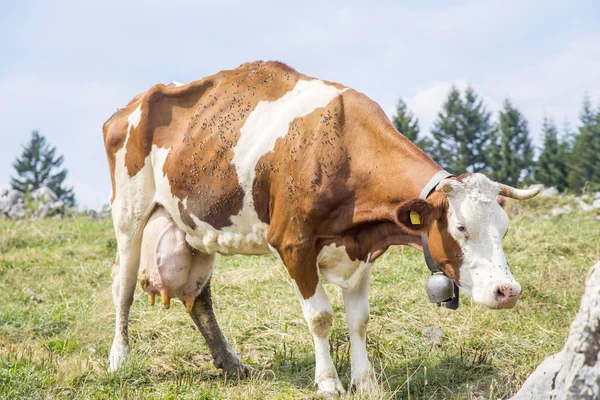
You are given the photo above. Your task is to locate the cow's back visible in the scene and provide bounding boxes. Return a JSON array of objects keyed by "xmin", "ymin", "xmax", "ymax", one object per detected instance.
[{"xmin": 104, "ymin": 61, "xmax": 349, "ymax": 255}]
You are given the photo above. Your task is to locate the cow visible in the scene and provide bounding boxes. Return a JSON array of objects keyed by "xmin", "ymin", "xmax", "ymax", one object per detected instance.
[{"xmin": 103, "ymin": 60, "xmax": 539, "ymax": 396}]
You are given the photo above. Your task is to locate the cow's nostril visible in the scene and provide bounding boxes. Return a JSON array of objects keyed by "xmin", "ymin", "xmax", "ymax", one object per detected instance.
[{"xmin": 494, "ymin": 284, "xmax": 521, "ymax": 308}]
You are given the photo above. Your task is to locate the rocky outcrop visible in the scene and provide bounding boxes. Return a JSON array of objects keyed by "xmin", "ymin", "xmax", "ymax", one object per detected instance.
[
  {"xmin": 0, "ymin": 187, "xmax": 65, "ymax": 220},
  {"xmin": 31, "ymin": 187, "xmax": 64, "ymax": 219},
  {"xmin": 0, "ymin": 189, "xmax": 27, "ymax": 219},
  {"xmin": 511, "ymin": 262, "xmax": 600, "ymax": 400}
]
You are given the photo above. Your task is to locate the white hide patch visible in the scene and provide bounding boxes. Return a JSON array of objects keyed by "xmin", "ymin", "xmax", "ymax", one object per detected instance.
[
  {"xmin": 145, "ymin": 145, "xmax": 268, "ymax": 255},
  {"xmin": 111, "ymin": 104, "xmax": 155, "ymax": 228},
  {"xmin": 232, "ymin": 79, "xmax": 345, "ymax": 190},
  {"xmin": 439, "ymin": 174, "xmax": 518, "ymax": 308},
  {"xmin": 216, "ymin": 79, "xmax": 345, "ymax": 256},
  {"xmin": 318, "ymin": 244, "xmax": 372, "ymax": 292},
  {"xmin": 127, "ymin": 104, "xmax": 142, "ymax": 129},
  {"xmin": 114, "ymin": 80, "xmax": 345, "ymax": 257}
]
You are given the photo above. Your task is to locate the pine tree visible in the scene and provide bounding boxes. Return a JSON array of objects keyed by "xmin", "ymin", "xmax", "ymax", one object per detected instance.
[
  {"xmin": 486, "ymin": 99, "xmax": 534, "ymax": 186},
  {"xmin": 567, "ymin": 96, "xmax": 600, "ymax": 192},
  {"xmin": 10, "ymin": 131, "xmax": 76, "ymax": 205},
  {"xmin": 392, "ymin": 98, "xmax": 433, "ymax": 154},
  {"xmin": 535, "ymin": 118, "xmax": 569, "ymax": 191},
  {"xmin": 430, "ymin": 85, "xmax": 493, "ymax": 173}
]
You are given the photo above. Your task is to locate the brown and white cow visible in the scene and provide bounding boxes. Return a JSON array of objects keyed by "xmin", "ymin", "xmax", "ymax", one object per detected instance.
[{"xmin": 103, "ymin": 61, "xmax": 538, "ymax": 395}]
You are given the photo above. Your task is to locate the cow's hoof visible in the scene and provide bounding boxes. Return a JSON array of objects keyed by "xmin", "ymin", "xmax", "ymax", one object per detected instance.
[
  {"xmin": 214, "ymin": 355, "xmax": 250, "ymax": 378},
  {"xmin": 316, "ymin": 378, "xmax": 345, "ymax": 397},
  {"xmin": 108, "ymin": 339, "xmax": 130, "ymax": 372}
]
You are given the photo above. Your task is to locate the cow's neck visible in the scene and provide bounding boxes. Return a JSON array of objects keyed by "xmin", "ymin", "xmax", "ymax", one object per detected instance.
[
  {"xmin": 348, "ymin": 127, "xmax": 442, "ymax": 225},
  {"xmin": 315, "ymin": 124, "xmax": 442, "ymax": 262}
]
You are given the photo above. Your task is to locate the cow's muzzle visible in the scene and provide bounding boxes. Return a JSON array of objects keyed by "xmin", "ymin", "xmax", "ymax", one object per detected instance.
[{"xmin": 493, "ymin": 283, "xmax": 521, "ymax": 309}]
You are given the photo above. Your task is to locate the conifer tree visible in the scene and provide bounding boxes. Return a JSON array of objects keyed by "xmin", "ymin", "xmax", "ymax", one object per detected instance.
[
  {"xmin": 11, "ymin": 131, "xmax": 76, "ymax": 205},
  {"xmin": 392, "ymin": 98, "xmax": 432, "ymax": 154},
  {"xmin": 535, "ymin": 118, "xmax": 568, "ymax": 191},
  {"xmin": 567, "ymin": 96, "xmax": 600, "ymax": 192},
  {"xmin": 486, "ymin": 99, "xmax": 534, "ymax": 186},
  {"xmin": 430, "ymin": 86, "xmax": 493, "ymax": 173}
]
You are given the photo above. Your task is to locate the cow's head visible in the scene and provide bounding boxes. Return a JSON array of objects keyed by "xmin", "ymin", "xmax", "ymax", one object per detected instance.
[{"xmin": 396, "ymin": 173, "xmax": 539, "ymax": 309}]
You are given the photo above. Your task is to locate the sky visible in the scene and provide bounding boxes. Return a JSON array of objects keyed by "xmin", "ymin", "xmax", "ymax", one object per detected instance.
[{"xmin": 1, "ymin": 0, "xmax": 599, "ymax": 209}]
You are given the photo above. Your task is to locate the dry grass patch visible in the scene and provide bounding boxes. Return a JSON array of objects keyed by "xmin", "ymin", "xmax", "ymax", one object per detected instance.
[{"xmin": 0, "ymin": 203, "xmax": 598, "ymax": 399}]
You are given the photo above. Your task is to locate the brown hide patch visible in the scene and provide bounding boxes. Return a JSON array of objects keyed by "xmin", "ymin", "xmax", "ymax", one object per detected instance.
[
  {"xmin": 103, "ymin": 107, "xmax": 134, "ymax": 203},
  {"xmin": 263, "ymin": 88, "xmax": 445, "ymax": 299},
  {"xmin": 102, "ymin": 88, "xmax": 152, "ymax": 202},
  {"xmin": 317, "ymin": 222, "xmax": 422, "ymax": 263},
  {"xmin": 426, "ymin": 192, "xmax": 462, "ymax": 283},
  {"xmin": 103, "ymin": 61, "xmax": 455, "ymax": 301},
  {"xmin": 104, "ymin": 61, "xmax": 311, "ymax": 229},
  {"xmin": 263, "ymin": 94, "xmax": 352, "ymax": 298},
  {"xmin": 311, "ymin": 311, "xmax": 333, "ymax": 338}
]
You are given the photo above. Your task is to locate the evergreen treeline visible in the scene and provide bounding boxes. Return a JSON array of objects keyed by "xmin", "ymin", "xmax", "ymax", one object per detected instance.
[
  {"xmin": 11, "ymin": 131, "xmax": 76, "ymax": 205},
  {"xmin": 392, "ymin": 89, "xmax": 600, "ymax": 192}
]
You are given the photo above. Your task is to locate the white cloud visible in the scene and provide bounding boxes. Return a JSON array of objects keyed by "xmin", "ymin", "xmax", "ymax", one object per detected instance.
[
  {"xmin": 403, "ymin": 80, "xmax": 502, "ymax": 136},
  {"xmin": 395, "ymin": 34, "xmax": 600, "ymax": 146},
  {"xmin": 481, "ymin": 35, "xmax": 600, "ymax": 136}
]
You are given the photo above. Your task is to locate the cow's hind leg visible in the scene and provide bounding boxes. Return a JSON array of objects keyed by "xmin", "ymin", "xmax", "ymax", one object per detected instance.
[
  {"xmin": 190, "ymin": 264, "xmax": 249, "ymax": 377},
  {"xmin": 108, "ymin": 189, "xmax": 155, "ymax": 371},
  {"xmin": 109, "ymin": 225, "xmax": 148, "ymax": 371}
]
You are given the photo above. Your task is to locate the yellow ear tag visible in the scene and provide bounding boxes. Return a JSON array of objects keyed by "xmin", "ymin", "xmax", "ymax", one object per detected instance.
[{"xmin": 410, "ymin": 211, "xmax": 421, "ymax": 225}]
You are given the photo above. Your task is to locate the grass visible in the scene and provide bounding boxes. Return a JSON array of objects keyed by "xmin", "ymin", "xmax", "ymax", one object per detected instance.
[{"xmin": 0, "ymin": 197, "xmax": 598, "ymax": 399}]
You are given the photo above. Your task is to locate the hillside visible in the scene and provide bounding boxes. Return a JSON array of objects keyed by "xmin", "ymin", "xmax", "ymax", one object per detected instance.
[{"xmin": 0, "ymin": 197, "xmax": 598, "ymax": 399}]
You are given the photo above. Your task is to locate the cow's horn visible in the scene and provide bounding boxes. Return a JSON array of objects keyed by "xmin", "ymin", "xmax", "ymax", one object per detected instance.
[{"xmin": 498, "ymin": 183, "xmax": 540, "ymax": 200}]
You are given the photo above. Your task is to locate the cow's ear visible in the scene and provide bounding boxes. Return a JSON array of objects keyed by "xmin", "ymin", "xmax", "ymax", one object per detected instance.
[
  {"xmin": 394, "ymin": 193, "xmax": 448, "ymax": 234},
  {"xmin": 395, "ymin": 199, "xmax": 436, "ymax": 233}
]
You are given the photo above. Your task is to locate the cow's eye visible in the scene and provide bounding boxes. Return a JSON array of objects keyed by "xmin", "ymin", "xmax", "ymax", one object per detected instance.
[{"xmin": 457, "ymin": 226, "xmax": 466, "ymax": 232}]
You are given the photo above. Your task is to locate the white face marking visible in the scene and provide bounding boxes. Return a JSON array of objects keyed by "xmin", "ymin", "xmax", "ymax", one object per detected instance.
[{"xmin": 440, "ymin": 174, "xmax": 520, "ymax": 308}]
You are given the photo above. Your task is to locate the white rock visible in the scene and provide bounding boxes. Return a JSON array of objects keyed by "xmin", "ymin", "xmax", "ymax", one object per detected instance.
[
  {"xmin": 31, "ymin": 186, "xmax": 59, "ymax": 202},
  {"xmin": 550, "ymin": 205, "xmax": 572, "ymax": 216},
  {"xmin": 0, "ymin": 189, "xmax": 25, "ymax": 214},
  {"xmin": 33, "ymin": 200, "xmax": 64, "ymax": 219},
  {"xmin": 592, "ymin": 199, "xmax": 600, "ymax": 209},
  {"xmin": 7, "ymin": 202, "xmax": 27, "ymax": 220},
  {"xmin": 528, "ymin": 184, "xmax": 545, "ymax": 191},
  {"xmin": 540, "ymin": 187, "xmax": 559, "ymax": 197},
  {"xmin": 578, "ymin": 200, "xmax": 593, "ymax": 212},
  {"xmin": 510, "ymin": 262, "xmax": 600, "ymax": 400},
  {"xmin": 594, "ymin": 192, "xmax": 600, "ymax": 200}
]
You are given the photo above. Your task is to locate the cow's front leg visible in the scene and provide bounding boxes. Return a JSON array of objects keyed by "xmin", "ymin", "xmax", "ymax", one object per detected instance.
[
  {"xmin": 271, "ymin": 229, "xmax": 343, "ymax": 395},
  {"xmin": 296, "ymin": 281, "xmax": 344, "ymax": 396},
  {"xmin": 342, "ymin": 264, "xmax": 376, "ymax": 392}
]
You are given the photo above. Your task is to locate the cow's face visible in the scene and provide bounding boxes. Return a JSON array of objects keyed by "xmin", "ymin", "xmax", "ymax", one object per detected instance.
[{"xmin": 396, "ymin": 173, "xmax": 539, "ymax": 309}]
